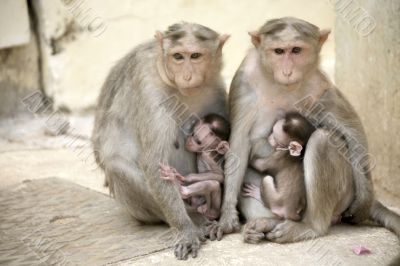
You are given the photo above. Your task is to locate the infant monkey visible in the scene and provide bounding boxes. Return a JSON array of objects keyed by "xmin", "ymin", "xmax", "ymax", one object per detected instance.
[
  {"xmin": 243, "ymin": 112, "xmax": 315, "ymax": 222},
  {"xmin": 160, "ymin": 114, "xmax": 230, "ymax": 220}
]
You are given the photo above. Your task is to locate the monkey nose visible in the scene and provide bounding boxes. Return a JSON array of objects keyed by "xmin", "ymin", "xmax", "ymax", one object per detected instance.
[
  {"xmin": 183, "ymin": 74, "xmax": 192, "ymax": 81},
  {"xmin": 283, "ymin": 70, "xmax": 293, "ymax": 77}
]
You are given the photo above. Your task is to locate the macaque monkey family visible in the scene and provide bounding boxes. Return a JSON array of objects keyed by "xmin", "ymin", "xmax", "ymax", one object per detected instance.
[{"xmin": 93, "ymin": 17, "xmax": 400, "ymax": 260}]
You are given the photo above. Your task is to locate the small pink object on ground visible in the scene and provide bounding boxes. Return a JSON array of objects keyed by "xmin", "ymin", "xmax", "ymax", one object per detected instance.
[{"xmin": 352, "ymin": 245, "xmax": 371, "ymax": 255}]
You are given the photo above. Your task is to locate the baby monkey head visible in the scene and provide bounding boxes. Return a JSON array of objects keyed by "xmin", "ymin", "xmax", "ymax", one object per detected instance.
[
  {"xmin": 186, "ymin": 114, "xmax": 230, "ymax": 155},
  {"xmin": 268, "ymin": 111, "xmax": 316, "ymax": 156}
]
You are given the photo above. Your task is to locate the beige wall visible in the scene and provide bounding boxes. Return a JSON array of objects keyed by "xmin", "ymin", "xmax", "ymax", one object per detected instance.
[
  {"xmin": 0, "ymin": 0, "xmax": 30, "ymax": 49},
  {"xmin": 335, "ymin": 0, "xmax": 400, "ymax": 196},
  {"xmin": 32, "ymin": 0, "xmax": 335, "ymax": 111}
]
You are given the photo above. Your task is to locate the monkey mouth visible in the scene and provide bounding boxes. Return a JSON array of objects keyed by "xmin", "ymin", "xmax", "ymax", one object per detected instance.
[
  {"xmin": 180, "ymin": 86, "xmax": 201, "ymax": 96},
  {"xmin": 280, "ymin": 78, "xmax": 300, "ymax": 87}
]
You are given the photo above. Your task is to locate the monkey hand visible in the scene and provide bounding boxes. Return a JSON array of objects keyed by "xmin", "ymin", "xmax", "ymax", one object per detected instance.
[
  {"xmin": 159, "ymin": 163, "xmax": 178, "ymax": 181},
  {"xmin": 174, "ymin": 226, "xmax": 206, "ymax": 260},
  {"xmin": 207, "ymin": 208, "xmax": 240, "ymax": 241}
]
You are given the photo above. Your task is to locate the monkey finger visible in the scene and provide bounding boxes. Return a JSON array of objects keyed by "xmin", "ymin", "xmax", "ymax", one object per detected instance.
[
  {"xmin": 244, "ymin": 230, "xmax": 265, "ymax": 244},
  {"xmin": 199, "ymin": 234, "xmax": 207, "ymax": 242},
  {"xmin": 176, "ymin": 174, "xmax": 185, "ymax": 181},
  {"xmin": 191, "ymin": 247, "xmax": 197, "ymax": 258},
  {"xmin": 241, "ymin": 187, "xmax": 252, "ymax": 193},
  {"xmin": 174, "ymin": 244, "xmax": 182, "ymax": 260},
  {"xmin": 175, "ymin": 243, "xmax": 188, "ymax": 260},
  {"xmin": 266, "ymin": 229, "xmax": 283, "ymax": 240},
  {"xmin": 217, "ymin": 227, "xmax": 224, "ymax": 241},
  {"xmin": 159, "ymin": 168, "xmax": 169, "ymax": 174},
  {"xmin": 191, "ymin": 242, "xmax": 200, "ymax": 258},
  {"xmin": 241, "ymin": 188, "xmax": 250, "ymax": 193},
  {"xmin": 242, "ymin": 183, "xmax": 255, "ymax": 190},
  {"xmin": 208, "ymin": 225, "xmax": 218, "ymax": 241},
  {"xmin": 248, "ymin": 183, "xmax": 257, "ymax": 189}
]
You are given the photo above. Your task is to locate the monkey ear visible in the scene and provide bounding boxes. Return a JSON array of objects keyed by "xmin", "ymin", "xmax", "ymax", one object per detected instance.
[
  {"xmin": 318, "ymin": 29, "xmax": 331, "ymax": 48},
  {"xmin": 288, "ymin": 141, "xmax": 303, "ymax": 157},
  {"xmin": 154, "ymin": 31, "xmax": 164, "ymax": 50},
  {"xmin": 248, "ymin": 31, "xmax": 261, "ymax": 48},
  {"xmin": 218, "ymin": 34, "xmax": 230, "ymax": 50},
  {"xmin": 216, "ymin": 141, "xmax": 230, "ymax": 155}
]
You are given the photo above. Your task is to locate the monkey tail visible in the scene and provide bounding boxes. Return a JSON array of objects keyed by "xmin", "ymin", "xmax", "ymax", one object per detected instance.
[{"xmin": 370, "ymin": 200, "xmax": 400, "ymax": 238}]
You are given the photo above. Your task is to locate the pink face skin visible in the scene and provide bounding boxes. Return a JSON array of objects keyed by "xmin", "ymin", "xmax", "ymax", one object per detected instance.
[
  {"xmin": 267, "ymin": 119, "xmax": 291, "ymax": 148},
  {"xmin": 166, "ymin": 44, "xmax": 212, "ymax": 95},
  {"xmin": 261, "ymin": 38, "xmax": 316, "ymax": 86},
  {"xmin": 186, "ymin": 121, "xmax": 221, "ymax": 153}
]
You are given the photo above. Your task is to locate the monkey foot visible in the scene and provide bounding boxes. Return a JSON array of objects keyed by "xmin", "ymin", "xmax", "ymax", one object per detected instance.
[
  {"xmin": 174, "ymin": 227, "xmax": 206, "ymax": 260},
  {"xmin": 207, "ymin": 209, "xmax": 241, "ymax": 241},
  {"xmin": 266, "ymin": 220, "xmax": 318, "ymax": 243},
  {"xmin": 243, "ymin": 217, "xmax": 279, "ymax": 243},
  {"xmin": 243, "ymin": 229, "xmax": 265, "ymax": 244}
]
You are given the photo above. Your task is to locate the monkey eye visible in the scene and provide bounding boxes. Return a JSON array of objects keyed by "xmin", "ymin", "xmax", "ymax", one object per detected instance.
[
  {"xmin": 274, "ymin": 48, "xmax": 285, "ymax": 55},
  {"xmin": 292, "ymin": 47, "xmax": 302, "ymax": 54},
  {"xmin": 191, "ymin": 53, "xmax": 202, "ymax": 59},
  {"xmin": 172, "ymin": 53, "xmax": 184, "ymax": 60}
]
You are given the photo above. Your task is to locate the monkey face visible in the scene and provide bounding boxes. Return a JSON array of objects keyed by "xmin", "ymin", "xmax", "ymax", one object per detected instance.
[
  {"xmin": 165, "ymin": 43, "xmax": 212, "ymax": 96},
  {"xmin": 186, "ymin": 121, "xmax": 220, "ymax": 153},
  {"xmin": 268, "ymin": 119, "xmax": 290, "ymax": 148},
  {"xmin": 155, "ymin": 28, "xmax": 229, "ymax": 97},
  {"xmin": 256, "ymin": 28, "xmax": 319, "ymax": 86}
]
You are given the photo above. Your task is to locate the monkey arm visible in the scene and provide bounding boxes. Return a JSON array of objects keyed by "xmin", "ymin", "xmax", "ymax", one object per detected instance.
[
  {"xmin": 250, "ymin": 156, "xmax": 276, "ymax": 172},
  {"xmin": 185, "ymin": 155, "xmax": 225, "ymax": 183},
  {"xmin": 185, "ymin": 171, "xmax": 224, "ymax": 183},
  {"xmin": 210, "ymin": 77, "xmax": 259, "ymax": 239}
]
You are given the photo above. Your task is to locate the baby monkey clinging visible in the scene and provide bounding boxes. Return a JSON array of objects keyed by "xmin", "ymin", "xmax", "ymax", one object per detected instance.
[
  {"xmin": 243, "ymin": 112, "xmax": 315, "ymax": 225},
  {"xmin": 160, "ymin": 114, "xmax": 230, "ymax": 220}
]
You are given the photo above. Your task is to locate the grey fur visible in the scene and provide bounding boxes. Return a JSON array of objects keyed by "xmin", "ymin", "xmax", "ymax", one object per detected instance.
[{"xmin": 92, "ymin": 22, "xmax": 227, "ymax": 260}]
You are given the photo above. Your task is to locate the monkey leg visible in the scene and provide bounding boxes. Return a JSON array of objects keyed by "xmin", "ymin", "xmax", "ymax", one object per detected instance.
[
  {"xmin": 181, "ymin": 180, "xmax": 221, "ymax": 219},
  {"xmin": 206, "ymin": 181, "xmax": 222, "ymax": 220},
  {"xmin": 261, "ymin": 175, "xmax": 280, "ymax": 203},
  {"xmin": 239, "ymin": 168, "xmax": 281, "ymax": 242},
  {"xmin": 180, "ymin": 180, "xmax": 219, "ymax": 198},
  {"xmin": 266, "ymin": 129, "xmax": 354, "ymax": 243},
  {"xmin": 239, "ymin": 168, "xmax": 276, "ymax": 221},
  {"xmin": 105, "ymin": 158, "xmax": 165, "ymax": 223}
]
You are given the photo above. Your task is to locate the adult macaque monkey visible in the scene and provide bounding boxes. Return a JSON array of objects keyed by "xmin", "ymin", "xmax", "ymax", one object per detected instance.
[
  {"xmin": 92, "ymin": 22, "xmax": 229, "ymax": 260},
  {"xmin": 208, "ymin": 17, "xmax": 400, "ymax": 243}
]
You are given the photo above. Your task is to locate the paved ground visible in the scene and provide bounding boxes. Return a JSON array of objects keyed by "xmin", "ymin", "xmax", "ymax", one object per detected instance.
[{"xmin": 0, "ymin": 114, "xmax": 399, "ymax": 265}]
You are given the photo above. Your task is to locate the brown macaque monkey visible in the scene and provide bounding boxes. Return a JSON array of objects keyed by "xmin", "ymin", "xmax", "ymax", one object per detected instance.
[
  {"xmin": 92, "ymin": 22, "xmax": 230, "ymax": 260},
  {"xmin": 208, "ymin": 17, "xmax": 400, "ymax": 244},
  {"xmin": 160, "ymin": 114, "xmax": 230, "ymax": 221},
  {"xmin": 242, "ymin": 112, "xmax": 315, "ymax": 226}
]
